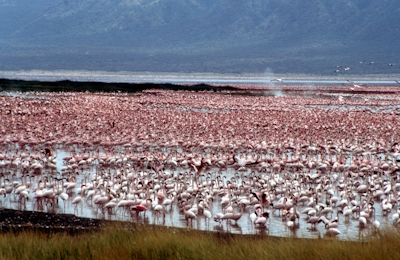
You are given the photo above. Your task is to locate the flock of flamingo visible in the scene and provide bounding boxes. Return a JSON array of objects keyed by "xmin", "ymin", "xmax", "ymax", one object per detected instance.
[{"xmin": 1, "ymin": 85, "xmax": 400, "ymax": 238}]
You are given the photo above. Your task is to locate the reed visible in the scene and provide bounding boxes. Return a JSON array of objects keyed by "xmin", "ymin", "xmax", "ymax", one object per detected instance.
[{"xmin": 0, "ymin": 225, "xmax": 399, "ymax": 260}]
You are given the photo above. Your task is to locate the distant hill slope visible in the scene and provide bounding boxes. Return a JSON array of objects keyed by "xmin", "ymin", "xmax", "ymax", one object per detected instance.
[{"xmin": 1, "ymin": 0, "xmax": 399, "ymax": 75}]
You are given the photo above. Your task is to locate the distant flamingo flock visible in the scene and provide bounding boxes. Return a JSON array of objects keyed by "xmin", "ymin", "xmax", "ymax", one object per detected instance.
[{"xmin": 1, "ymin": 87, "xmax": 400, "ymax": 238}]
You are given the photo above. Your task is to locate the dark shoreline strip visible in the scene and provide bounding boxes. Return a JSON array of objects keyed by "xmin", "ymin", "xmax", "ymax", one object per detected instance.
[
  {"xmin": 0, "ymin": 78, "xmax": 238, "ymax": 93},
  {"xmin": 0, "ymin": 208, "xmax": 318, "ymax": 242},
  {"xmin": 1, "ymin": 78, "xmax": 399, "ymax": 95}
]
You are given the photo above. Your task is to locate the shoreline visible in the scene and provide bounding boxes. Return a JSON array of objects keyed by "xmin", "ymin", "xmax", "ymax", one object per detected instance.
[
  {"xmin": 0, "ymin": 208, "xmax": 288, "ymax": 241},
  {"xmin": 1, "ymin": 78, "xmax": 400, "ymax": 95},
  {"xmin": 1, "ymin": 70, "xmax": 400, "ymax": 87}
]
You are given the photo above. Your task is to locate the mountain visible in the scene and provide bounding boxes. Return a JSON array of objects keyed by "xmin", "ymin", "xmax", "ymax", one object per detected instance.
[{"xmin": 0, "ymin": 0, "xmax": 399, "ymax": 75}]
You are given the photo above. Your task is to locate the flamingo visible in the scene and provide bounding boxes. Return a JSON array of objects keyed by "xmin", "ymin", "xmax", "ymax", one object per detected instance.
[
  {"xmin": 254, "ymin": 216, "xmax": 267, "ymax": 226},
  {"xmin": 72, "ymin": 196, "xmax": 82, "ymax": 214},
  {"xmin": 1, "ymin": 85, "xmax": 400, "ymax": 240},
  {"xmin": 183, "ymin": 207, "xmax": 197, "ymax": 226},
  {"xmin": 325, "ymin": 226, "xmax": 341, "ymax": 236},
  {"xmin": 230, "ymin": 204, "xmax": 245, "ymax": 224},
  {"xmin": 131, "ymin": 203, "xmax": 150, "ymax": 220}
]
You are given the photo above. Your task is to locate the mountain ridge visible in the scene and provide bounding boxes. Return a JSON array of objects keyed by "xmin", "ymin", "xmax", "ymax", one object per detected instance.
[{"xmin": 1, "ymin": 0, "xmax": 399, "ymax": 75}]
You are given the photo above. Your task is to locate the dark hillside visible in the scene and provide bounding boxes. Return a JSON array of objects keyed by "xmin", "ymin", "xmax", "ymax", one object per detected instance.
[{"xmin": 1, "ymin": 0, "xmax": 399, "ymax": 75}]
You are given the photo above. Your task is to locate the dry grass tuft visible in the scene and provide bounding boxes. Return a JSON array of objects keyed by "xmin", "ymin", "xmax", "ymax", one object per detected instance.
[{"xmin": 0, "ymin": 224, "xmax": 399, "ymax": 260}]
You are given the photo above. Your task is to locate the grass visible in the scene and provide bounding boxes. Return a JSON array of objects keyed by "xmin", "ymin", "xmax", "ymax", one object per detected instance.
[{"xmin": 0, "ymin": 225, "xmax": 399, "ymax": 260}]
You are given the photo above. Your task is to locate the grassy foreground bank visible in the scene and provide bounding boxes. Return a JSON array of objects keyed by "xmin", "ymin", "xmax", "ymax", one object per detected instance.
[{"xmin": 0, "ymin": 225, "xmax": 399, "ymax": 260}]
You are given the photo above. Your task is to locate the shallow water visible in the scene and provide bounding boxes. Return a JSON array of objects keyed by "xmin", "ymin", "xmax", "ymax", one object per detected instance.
[
  {"xmin": 1, "ymin": 145, "xmax": 397, "ymax": 241},
  {"xmin": 1, "ymin": 70, "xmax": 399, "ymax": 86}
]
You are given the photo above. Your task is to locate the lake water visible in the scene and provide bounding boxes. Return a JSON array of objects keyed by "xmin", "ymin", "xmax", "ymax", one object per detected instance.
[{"xmin": 0, "ymin": 144, "xmax": 397, "ymax": 241}]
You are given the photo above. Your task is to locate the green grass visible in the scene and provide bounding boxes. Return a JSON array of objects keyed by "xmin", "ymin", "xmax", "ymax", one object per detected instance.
[{"xmin": 0, "ymin": 225, "xmax": 399, "ymax": 260}]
